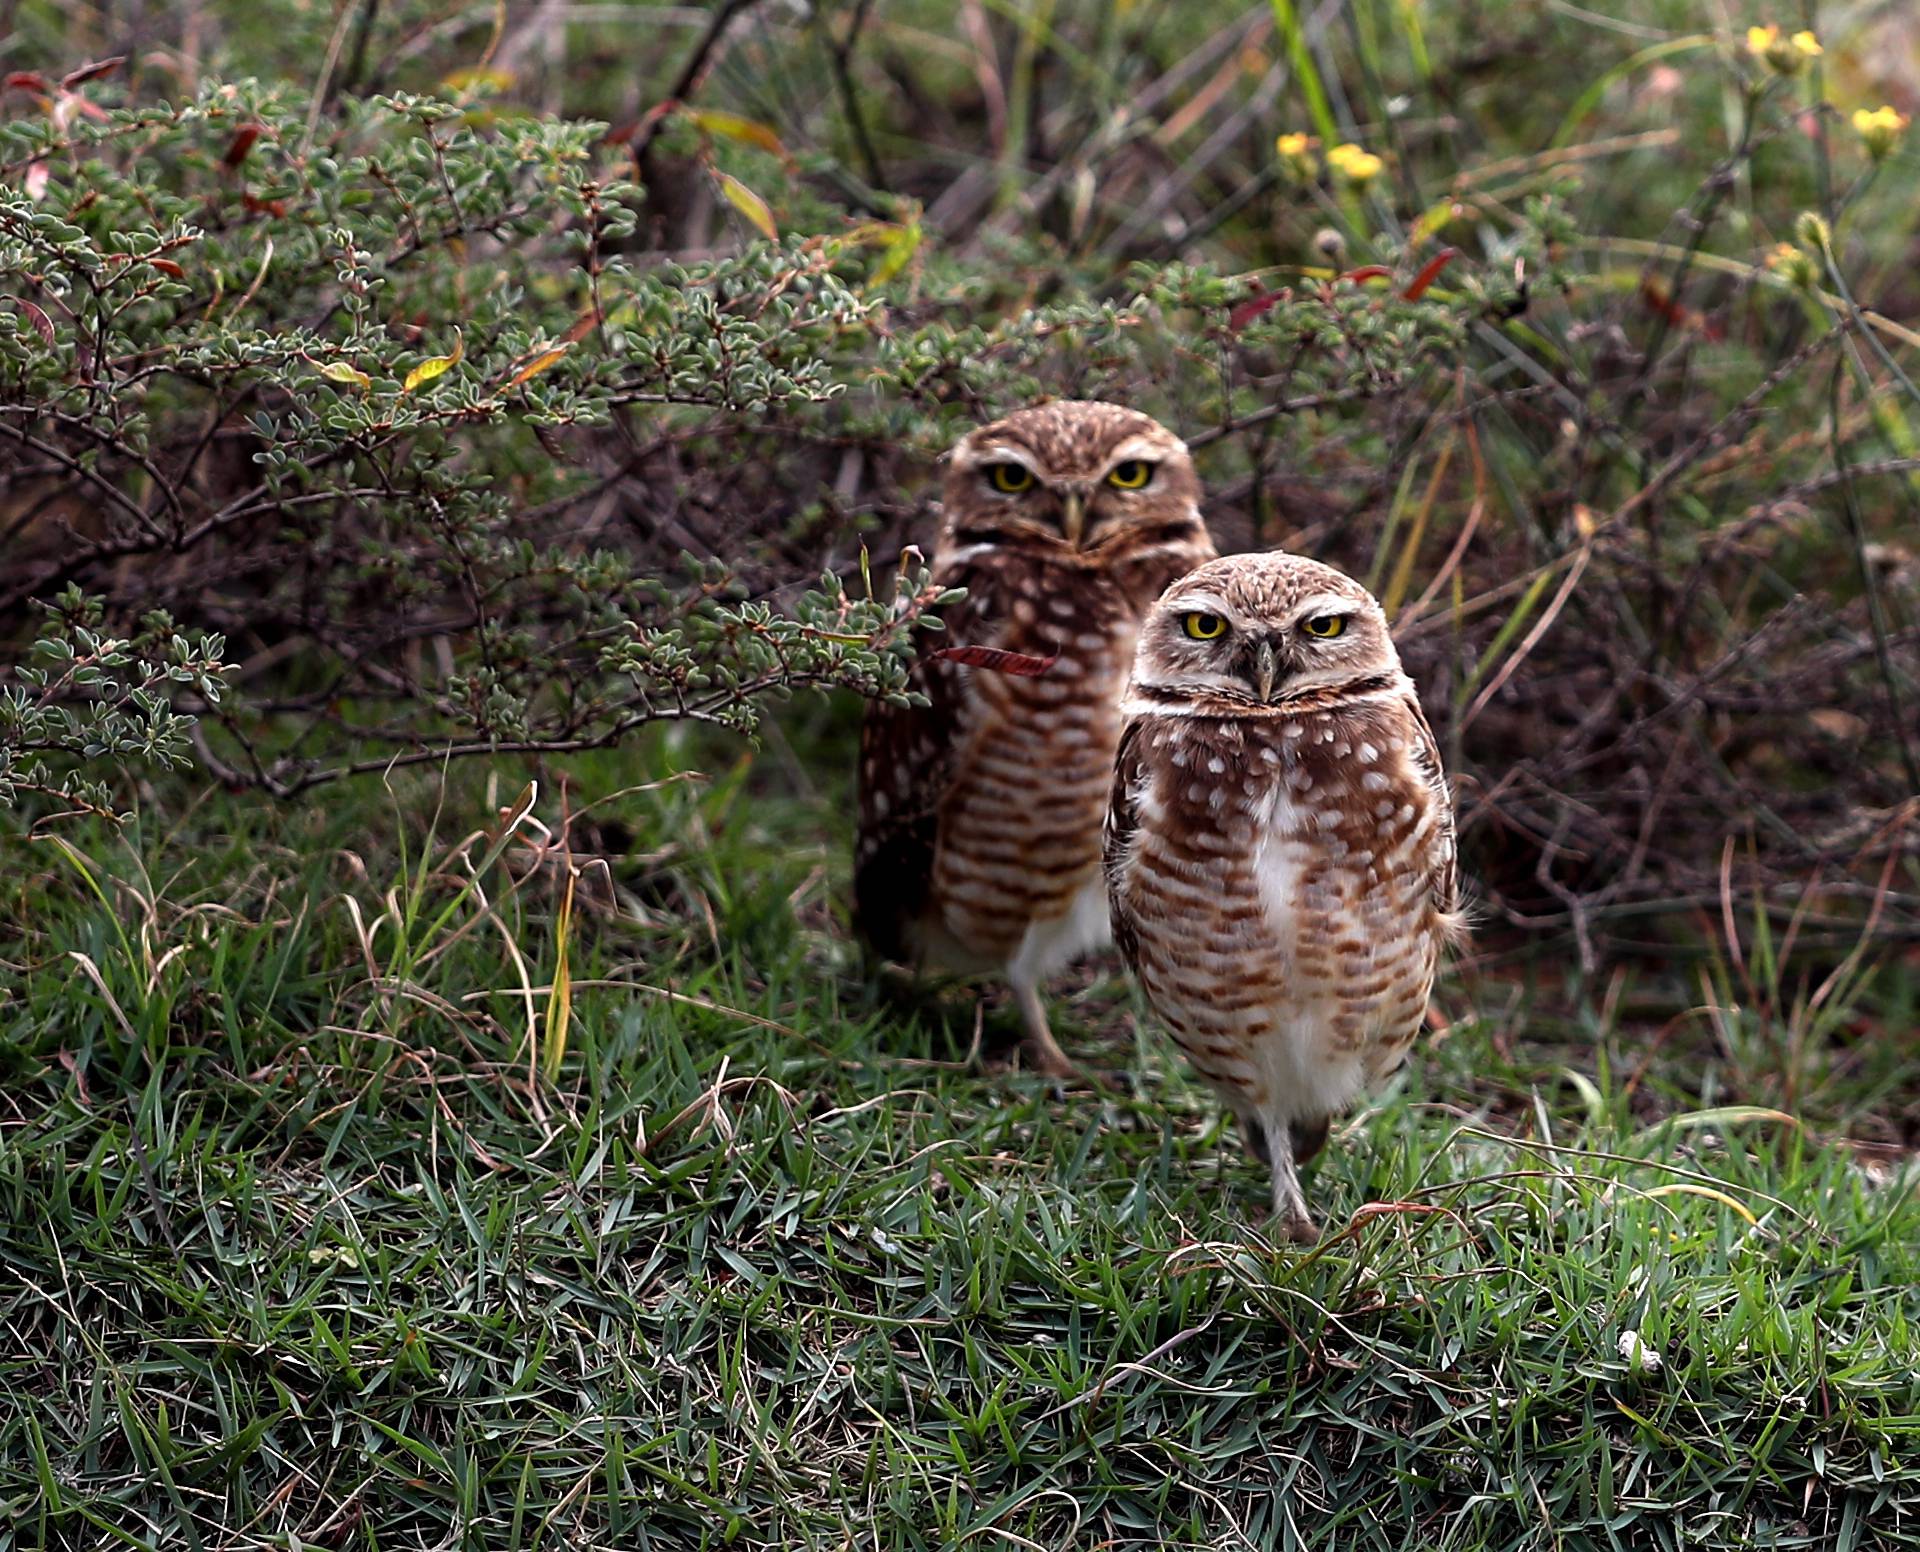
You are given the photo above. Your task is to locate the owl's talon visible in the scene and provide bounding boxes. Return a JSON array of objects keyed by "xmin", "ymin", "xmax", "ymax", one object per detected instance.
[
  {"xmin": 1249, "ymin": 1204, "xmax": 1321, "ymax": 1245},
  {"xmin": 1019, "ymin": 1035, "xmax": 1079, "ymax": 1080}
]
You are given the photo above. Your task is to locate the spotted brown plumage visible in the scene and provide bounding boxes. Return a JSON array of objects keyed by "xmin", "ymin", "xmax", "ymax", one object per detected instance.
[
  {"xmin": 1104, "ymin": 552, "xmax": 1463, "ymax": 1237},
  {"xmin": 856, "ymin": 401, "xmax": 1216, "ymax": 1075}
]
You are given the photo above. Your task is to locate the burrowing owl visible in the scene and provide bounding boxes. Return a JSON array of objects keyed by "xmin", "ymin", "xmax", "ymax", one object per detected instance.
[
  {"xmin": 856, "ymin": 401, "xmax": 1216, "ymax": 1075},
  {"xmin": 1103, "ymin": 552, "xmax": 1462, "ymax": 1239}
]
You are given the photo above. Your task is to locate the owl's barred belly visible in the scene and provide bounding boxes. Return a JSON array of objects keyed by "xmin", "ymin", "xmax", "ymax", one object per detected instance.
[
  {"xmin": 1130, "ymin": 882, "xmax": 1437, "ymax": 1119},
  {"xmin": 926, "ymin": 702, "xmax": 1121, "ymax": 973}
]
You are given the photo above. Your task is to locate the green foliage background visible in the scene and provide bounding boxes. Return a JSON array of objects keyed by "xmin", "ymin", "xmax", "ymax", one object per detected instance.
[{"xmin": 4, "ymin": 0, "xmax": 1917, "ymax": 943}]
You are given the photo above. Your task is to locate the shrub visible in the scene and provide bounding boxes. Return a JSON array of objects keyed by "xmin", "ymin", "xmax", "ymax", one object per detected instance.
[
  {"xmin": 0, "ymin": 68, "xmax": 1470, "ymax": 794},
  {"xmin": 0, "ymin": 587, "xmax": 230, "ymax": 821}
]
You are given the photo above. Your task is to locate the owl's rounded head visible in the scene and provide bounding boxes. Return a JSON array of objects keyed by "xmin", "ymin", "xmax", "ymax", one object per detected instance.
[
  {"xmin": 1130, "ymin": 551, "xmax": 1406, "ymax": 711},
  {"xmin": 940, "ymin": 400, "xmax": 1204, "ymax": 560}
]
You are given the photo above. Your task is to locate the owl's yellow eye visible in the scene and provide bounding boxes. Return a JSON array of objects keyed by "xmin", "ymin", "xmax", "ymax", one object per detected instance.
[
  {"xmin": 1183, "ymin": 611, "xmax": 1227, "ymax": 641},
  {"xmin": 1301, "ymin": 614, "xmax": 1346, "ymax": 639},
  {"xmin": 1107, "ymin": 459, "xmax": 1154, "ymax": 490},
  {"xmin": 986, "ymin": 463, "xmax": 1034, "ymax": 494}
]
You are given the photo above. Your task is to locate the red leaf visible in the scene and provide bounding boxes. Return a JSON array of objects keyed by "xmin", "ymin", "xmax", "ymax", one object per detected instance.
[
  {"xmin": 1339, "ymin": 264, "xmax": 1394, "ymax": 285},
  {"xmin": 11, "ymin": 297, "xmax": 55, "ymax": 347},
  {"xmin": 50, "ymin": 87, "xmax": 110, "ymax": 125},
  {"xmin": 3, "ymin": 72, "xmax": 49, "ymax": 94},
  {"xmin": 60, "ymin": 55, "xmax": 125, "ymax": 89},
  {"xmin": 1229, "ymin": 288, "xmax": 1288, "ymax": 332},
  {"xmin": 223, "ymin": 124, "xmax": 263, "ymax": 168},
  {"xmin": 1401, "ymin": 246, "xmax": 1458, "ymax": 301},
  {"xmin": 241, "ymin": 192, "xmax": 287, "ymax": 217},
  {"xmin": 148, "ymin": 258, "xmax": 185, "ymax": 277},
  {"xmin": 1639, "ymin": 277, "xmax": 1688, "ymax": 330},
  {"xmin": 931, "ymin": 645, "xmax": 1060, "ymax": 676}
]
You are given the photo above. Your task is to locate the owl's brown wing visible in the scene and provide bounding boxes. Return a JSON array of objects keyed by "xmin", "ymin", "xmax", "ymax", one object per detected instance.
[
  {"xmin": 854, "ymin": 657, "xmax": 965, "ymax": 962},
  {"xmin": 1403, "ymin": 694, "xmax": 1461, "ymax": 925},
  {"xmin": 853, "ymin": 565, "xmax": 998, "ymax": 963},
  {"xmin": 1102, "ymin": 716, "xmax": 1148, "ymax": 972}
]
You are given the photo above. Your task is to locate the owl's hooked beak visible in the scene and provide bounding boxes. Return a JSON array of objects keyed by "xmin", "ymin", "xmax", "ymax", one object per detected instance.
[
  {"xmin": 1060, "ymin": 490, "xmax": 1087, "ymax": 547},
  {"xmin": 1254, "ymin": 638, "xmax": 1280, "ymax": 703}
]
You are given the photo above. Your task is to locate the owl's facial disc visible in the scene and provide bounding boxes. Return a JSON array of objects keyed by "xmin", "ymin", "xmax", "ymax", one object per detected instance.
[{"xmin": 943, "ymin": 409, "xmax": 1206, "ymax": 562}]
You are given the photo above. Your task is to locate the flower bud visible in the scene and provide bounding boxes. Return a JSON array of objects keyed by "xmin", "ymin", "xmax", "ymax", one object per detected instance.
[
  {"xmin": 1764, "ymin": 241, "xmax": 1816, "ymax": 288},
  {"xmin": 1275, "ymin": 131, "xmax": 1320, "ymax": 181},
  {"xmin": 1326, "ymin": 142, "xmax": 1385, "ymax": 189},
  {"xmin": 1852, "ymin": 105, "xmax": 1911, "ymax": 162},
  {"xmin": 1745, "ymin": 24, "xmax": 1822, "ymax": 76},
  {"xmin": 1793, "ymin": 210, "xmax": 1832, "ymax": 252}
]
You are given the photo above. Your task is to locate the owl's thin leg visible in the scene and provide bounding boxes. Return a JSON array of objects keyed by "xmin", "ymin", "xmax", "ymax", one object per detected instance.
[
  {"xmin": 1264, "ymin": 1122, "xmax": 1320, "ymax": 1244},
  {"xmin": 1289, "ymin": 1116, "xmax": 1331, "ymax": 1166},
  {"xmin": 1011, "ymin": 978, "xmax": 1077, "ymax": 1078},
  {"xmin": 1238, "ymin": 1112, "xmax": 1272, "ymax": 1165}
]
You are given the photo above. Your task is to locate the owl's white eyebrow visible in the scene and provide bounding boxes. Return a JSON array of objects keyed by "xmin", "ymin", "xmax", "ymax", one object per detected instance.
[
  {"xmin": 1289, "ymin": 592, "xmax": 1357, "ymax": 621},
  {"xmin": 1102, "ymin": 433, "xmax": 1179, "ymax": 470},
  {"xmin": 962, "ymin": 444, "xmax": 1040, "ymax": 472},
  {"xmin": 1169, "ymin": 593, "xmax": 1231, "ymax": 617}
]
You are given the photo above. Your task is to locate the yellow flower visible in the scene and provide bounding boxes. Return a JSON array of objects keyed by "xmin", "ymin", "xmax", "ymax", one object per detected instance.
[
  {"xmin": 1745, "ymin": 23, "xmax": 1822, "ymax": 76},
  {"xmin": 1852, "ymin": 104, "xmax": 1911, "ymax": 161},
  {"xmin": 1326, "ymin": 142, "xmax": 1384, "ymax": 188},
  {"xmin": 1275, "ymin": 131, "xmax": 1319, "ymax": 179},
  {"xmin": 1794, "ymin": 209, "xmax": 1832, "ymax": 252},
  {"xmin": 1764, "ymin": 241, "xmax": 1816, "ymax": 288}
]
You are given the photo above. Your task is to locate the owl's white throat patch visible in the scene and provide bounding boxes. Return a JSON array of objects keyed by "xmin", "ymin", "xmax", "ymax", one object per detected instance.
[{"xmin": 1250, "ymin": 783, "xmax": 1307, "ymax": 972}]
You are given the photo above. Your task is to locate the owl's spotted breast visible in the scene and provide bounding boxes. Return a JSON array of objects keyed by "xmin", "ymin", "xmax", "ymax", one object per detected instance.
[{"xmin": 1110, "ymin": 697, "xmax": 1453, "ymax": 1100}]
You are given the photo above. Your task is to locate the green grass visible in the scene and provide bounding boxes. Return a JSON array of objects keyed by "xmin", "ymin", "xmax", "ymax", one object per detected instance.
[{"xmin": 3, "ymin": 721, "xmax": 1917, "ymax": 1550}]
